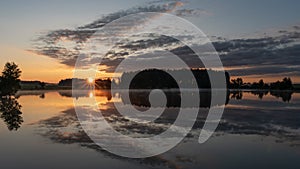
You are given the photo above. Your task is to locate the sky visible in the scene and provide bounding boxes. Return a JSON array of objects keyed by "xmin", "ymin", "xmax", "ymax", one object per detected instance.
[{"xmin": 0, "ymin": 0, "xmax": 300, "ymax": 83}]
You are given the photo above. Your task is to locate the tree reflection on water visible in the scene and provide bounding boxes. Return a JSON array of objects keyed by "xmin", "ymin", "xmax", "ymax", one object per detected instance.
[{"xmin": 0, "ymin": 96, "xmax": 23, "ymax": 131}]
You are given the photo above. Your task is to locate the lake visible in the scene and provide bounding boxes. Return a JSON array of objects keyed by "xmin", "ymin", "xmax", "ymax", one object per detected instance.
[{"xmin": 0, "ymin": 90, "xmax": 299, "ymax": 169}]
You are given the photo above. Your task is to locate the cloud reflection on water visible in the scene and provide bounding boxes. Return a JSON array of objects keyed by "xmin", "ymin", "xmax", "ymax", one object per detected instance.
[{"xmin": 29, "ymin": 90, "xmax": 300, "ymax": 152}]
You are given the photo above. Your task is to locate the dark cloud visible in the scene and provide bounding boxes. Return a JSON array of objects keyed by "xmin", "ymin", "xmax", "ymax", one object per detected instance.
[
  {"xmin": 118, "ymin": 35, "xmax": 180, "ymax": 51},
  {"xmin": 213, "ymin": 29, "xmax": 300, "ymax": 77},
  {"xmin": 293, "ymin": 25, "xmax": 300, "ymax": 30},
  {"xmin": 229, "ymin": 65, "xmax": 300, "ymax": 77}
]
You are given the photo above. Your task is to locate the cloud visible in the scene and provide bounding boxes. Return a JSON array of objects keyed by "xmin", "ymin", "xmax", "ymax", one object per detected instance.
[
  {"xmin": 175, "ymin": 9, "xmax": 212, "ymax": 17},
  {"xmin": 213, "ymin": 28, "xmax": 300, "ymax": 77},
  {"xmin": 31, "ymin": 0, "xmax": 300, "ymax": 80},
  {"xmin": 32, "ymin": 1, "xmax": 184, "ymax": 66},
  {"xmin": 228, "ymin": 65, "xmax": 300, "ymax": 77},
  {"xmin": 31, "ymin": 0, "xmax": 213, "ymax": 67}
]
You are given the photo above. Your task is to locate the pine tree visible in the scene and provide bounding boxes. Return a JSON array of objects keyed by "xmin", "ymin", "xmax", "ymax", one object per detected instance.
[{"xmin": 0, "ymin": 62, "xmax": 22, "ymax": 95}]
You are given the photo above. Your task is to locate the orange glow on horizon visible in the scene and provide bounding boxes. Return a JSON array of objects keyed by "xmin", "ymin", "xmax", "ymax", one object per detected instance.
[
  {"xmin": 87, "ymin": 77, "xmax": 94, "ymax": 84},
  {"xmin": 0, "ymin": 46, "xmax": 73, "ymax": 83}
]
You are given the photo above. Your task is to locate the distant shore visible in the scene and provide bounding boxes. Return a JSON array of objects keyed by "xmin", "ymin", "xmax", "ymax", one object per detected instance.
[{"xmin": 18, "ymin": 87, "xmax": 300, "ymax": 92}]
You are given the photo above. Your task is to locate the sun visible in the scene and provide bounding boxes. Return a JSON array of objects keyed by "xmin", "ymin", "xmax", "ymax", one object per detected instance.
[{"xmin": 87, "ymin": 77, "xmax": 94, "ymax": 84}]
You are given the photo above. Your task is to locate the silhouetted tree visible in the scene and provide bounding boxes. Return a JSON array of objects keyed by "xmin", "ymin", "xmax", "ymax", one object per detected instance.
[
  {"xmin": 58, "ymin": 78, "xmax": 86, "ymax": 89},
  {"xmin": 282, "ymin": 77, "xmax": 293, "ymax": 90},
  {"xmin": 270, "ymin": 77, "xmax": 293, "ymax": 90},
  {"xmin": 58, "ymin": 78, "xmax": 73, "ymax": 87},
  {"xmin": 258, "ymin": 79, "xmax": 264, "ymax": 88},
  {"xmin": 230, "ymin": 78, "xmax": 243, "ymax": 89},
  {"xmin": 0, "ymin": 62, "xmax": 22, "ymax": 95},
  {"xmin": 95, "ymin": 78, "xmax": 111, "ymax": 89},
  {"xmin": 40, "ymin": 82, "xmax": 46, "ymax": 89}
]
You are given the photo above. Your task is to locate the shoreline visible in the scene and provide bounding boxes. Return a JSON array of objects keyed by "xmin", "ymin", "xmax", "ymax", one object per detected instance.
[{"xmin": 17, "ymin": 88, "xmax": 300, "ymax": 93}]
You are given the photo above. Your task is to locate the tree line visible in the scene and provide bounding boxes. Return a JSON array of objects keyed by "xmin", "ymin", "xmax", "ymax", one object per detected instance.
[
  {"xmin": 230, "ymin": 77, "xmax": 294, "ymax": 90},
  {"xmin": 58, "ymin": 78, "xmax": 112, "ymax": 89},
  {"xmin": 119, "ymin": 68, "xmax": 230, "ymax": 89}
]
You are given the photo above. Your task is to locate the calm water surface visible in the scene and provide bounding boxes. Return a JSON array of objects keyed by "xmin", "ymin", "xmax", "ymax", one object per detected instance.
[{"xmin": 0, "ymin": 90, "xmax": 299, "ymax": 169}]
